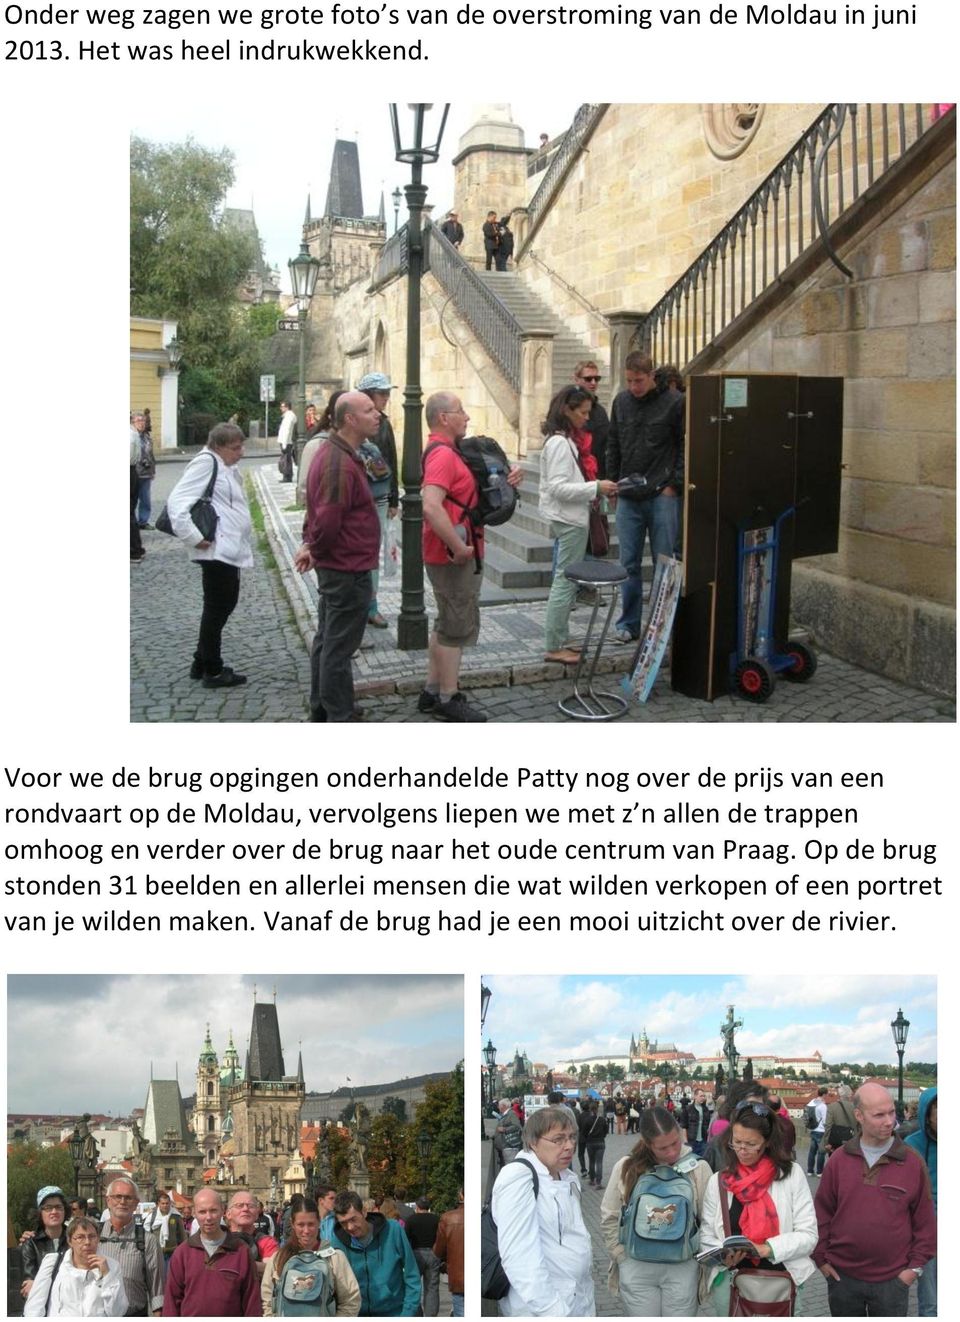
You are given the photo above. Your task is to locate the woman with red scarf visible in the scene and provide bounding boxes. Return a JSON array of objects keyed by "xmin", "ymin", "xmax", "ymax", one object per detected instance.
[
  {"xmin": 700, "ymin": 1099, "xmax": 817, "ymax": 1315},
  {"xmin": 539, "ymin": 386, "xmax": 619, "ymax": 665}
]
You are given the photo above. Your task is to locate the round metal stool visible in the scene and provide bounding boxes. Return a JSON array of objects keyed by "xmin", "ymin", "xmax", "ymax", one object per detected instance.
[{"xmin": 557, "ymin": 560, "xmax": 629, "ymax": 720}]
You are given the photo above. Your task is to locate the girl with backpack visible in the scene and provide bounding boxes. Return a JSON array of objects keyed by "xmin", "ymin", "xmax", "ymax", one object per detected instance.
[
  {"xmin": 600, "ymin": 1106, "xmax": 712, "ymax": 1315},
  {"xmin": 261, "ymin": 1193, "xmax": 361, "ymax": 1316},
  {"xmin": 699, "ymin": 1099, "xmax": 817, "ymax": 1316}
]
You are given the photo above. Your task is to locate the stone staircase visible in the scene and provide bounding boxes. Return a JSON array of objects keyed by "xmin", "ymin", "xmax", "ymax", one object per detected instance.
[
  {"xmin": 476, "ymin": 271, "xmax": 593, "ymax": 397},
  {"xmin": 471, "ymin": 271, "xmax": 614, "ymax": 597},
  {"xmin": 483, "ymin": 459, "xmax": 632, "ymax": 601}
]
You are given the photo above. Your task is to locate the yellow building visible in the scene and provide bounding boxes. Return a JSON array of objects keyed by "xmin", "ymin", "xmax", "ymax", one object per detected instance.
[{"xmin": 130, "ymin": 317, "xmax": 179, "ymax": 449}]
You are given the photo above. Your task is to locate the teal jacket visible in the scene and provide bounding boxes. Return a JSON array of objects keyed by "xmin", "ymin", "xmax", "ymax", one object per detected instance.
[
  {"xmin": 904, "ymin": 1086, "xmax": 937, "ymax": 1208},
  {"xmin": 333, "ymin": 1213, "xmax": 420, "ymax": 1315}
]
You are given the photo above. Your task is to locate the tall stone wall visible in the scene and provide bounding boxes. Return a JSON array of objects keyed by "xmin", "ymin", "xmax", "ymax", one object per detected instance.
[
  {"xmin": 317, "ymin": 268, "xmax": 521, "ymax": 457},
  {"xmin": 516, "ymin": 104, "xmax": 824, "ymax": 383},
  {"xmin": 710, "ymin": 153, "xmax": 956, "ymax": 696}
]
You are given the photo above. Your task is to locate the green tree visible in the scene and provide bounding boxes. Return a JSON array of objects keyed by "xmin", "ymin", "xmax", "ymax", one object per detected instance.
[
  {"xmin": 410, "ymin": 1064, "xmax": 464, "ymax": 1212},
  {"xmin": 380, "ymin": 1096, "xmax": 408, "ymax": 1124},
  {"xmin": 325, "ymin": 1127, "xmax": 352, "ymax": 1192},
  {"xmin": 246, "ymin": 301, "xmax": 285, "ymax": 341},
  {"xmin": 8, "ymin": 1143, "xmax": 75, "ymax": 1237},
  {"xmin": 130, "ymin": 136, "xmax": 261, "ymax": 420},
  {"xmin": 367, "ymin": 1113, "xmax": 411, "ymax": 1201},
  {"xmin": 607, "ymin": 1064, "xmax": 626, "ymax": 1083}
]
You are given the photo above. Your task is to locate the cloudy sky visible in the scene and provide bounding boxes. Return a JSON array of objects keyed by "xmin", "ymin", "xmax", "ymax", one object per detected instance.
[
  {"xmin": 130, "ymin": 100, "xmax": 582, "ymax": 290},
  {"xmin": 482, "ymin": 974, "xmax": 937, "ymax": 1070},
  {"xmin": 7, "ymin": 974, "xmax": 463, "ymax": 1115}
]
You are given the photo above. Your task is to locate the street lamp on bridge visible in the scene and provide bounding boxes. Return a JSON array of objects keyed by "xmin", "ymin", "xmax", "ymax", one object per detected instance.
[
  {"xmin": 891, "ymin": 1007, "xmax": 910, "ymax": 1111},
  {"xmin": 484, "ymin": 1039, "xmax": 498, "ymax": 1108},
  {"xmin": 389, "ymin": 103, "xmax": 450, "ymax": 651},
  {"xmin": 288, "ymin": 232, "xmax": 322, "ymax": 439}
]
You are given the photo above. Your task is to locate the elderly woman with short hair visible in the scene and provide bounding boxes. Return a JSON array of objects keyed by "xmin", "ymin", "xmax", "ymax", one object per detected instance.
[
  {"xmin": 24, "ymin": 1217, "xmax": 127, "ymax": 1317},
  {"xmin": 166, "ymin": 420, "xmax": 253, "ymax": 687},
  {"xmin": 490, "ymin": 1103, "xmax": 595, "ymax": 1315}
]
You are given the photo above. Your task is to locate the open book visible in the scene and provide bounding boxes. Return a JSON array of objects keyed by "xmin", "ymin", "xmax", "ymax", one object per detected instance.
[{"xmin": 696, "ymin": 1235, "xmax": 757, "ymax": 1265}]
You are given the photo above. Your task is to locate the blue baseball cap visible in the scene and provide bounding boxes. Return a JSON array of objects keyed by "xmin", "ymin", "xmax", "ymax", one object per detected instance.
[
  {"xmin": 357, "ymin": 372, "xmax": 395, "ymax": 392},
  {"xmin": 37, "ymin": 1186, "xmax": 67, "ymax": 1208}
]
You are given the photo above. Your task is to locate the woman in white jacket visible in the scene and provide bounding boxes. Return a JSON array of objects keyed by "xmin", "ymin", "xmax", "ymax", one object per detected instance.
[
  {"xmin": 24, "ymin": 1217, "xmax": 127, "ymax": 1317},
  {"xmin": 491, "ymin": 1104, "xmax": 595, "ymax": 1316},
  {"xmin": 700, "ymin": 1099, "xmax": 818, "ymax": 1316},
  {"xmin": 167, "ymin": 421, "xmax": 253, "ymax": 688},
  {"xmin": 539, "ymin": 386, "xmax": 619, "ymax": 664}
]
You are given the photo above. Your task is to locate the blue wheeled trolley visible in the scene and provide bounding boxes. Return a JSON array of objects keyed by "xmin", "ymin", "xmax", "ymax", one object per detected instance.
[{"xmin": 731, "ymin": 507, "xmax": 818, "ymax": 703}]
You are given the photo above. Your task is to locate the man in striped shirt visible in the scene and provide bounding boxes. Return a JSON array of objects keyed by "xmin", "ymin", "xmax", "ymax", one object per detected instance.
[{"xmin": 99, "ymin": 1177, "xmax": 164, "ymax": 1316}]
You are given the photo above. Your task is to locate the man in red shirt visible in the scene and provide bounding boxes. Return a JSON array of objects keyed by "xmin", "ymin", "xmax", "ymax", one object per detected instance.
[
  {"xmin": 294, "ymin": 391, "xmax": 382, "ymax": 721},
  {"xmin": 419, "ymin": 392, "xmax": 521, "ymax": 722}
]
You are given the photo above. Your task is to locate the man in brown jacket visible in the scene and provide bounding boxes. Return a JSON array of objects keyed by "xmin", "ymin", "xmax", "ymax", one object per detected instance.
[{"xmin": 432, "ymin": 1190, "xmax": 463, "ymax": 1317}]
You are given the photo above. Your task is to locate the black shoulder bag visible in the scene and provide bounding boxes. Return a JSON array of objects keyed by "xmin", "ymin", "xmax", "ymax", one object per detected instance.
[{"xmin": 156, "ymin": 452, "xmax": 219, "ymax": 541}]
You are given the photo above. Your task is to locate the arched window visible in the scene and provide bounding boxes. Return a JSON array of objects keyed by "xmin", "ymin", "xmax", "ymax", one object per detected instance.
[
  {"xmin": 207, "ymin": 1114, "xmax": 216, "ymax": 1132},
  {"xmin": 207, "ymin": 1082, "xmax": 214, "ymax": 1097}
]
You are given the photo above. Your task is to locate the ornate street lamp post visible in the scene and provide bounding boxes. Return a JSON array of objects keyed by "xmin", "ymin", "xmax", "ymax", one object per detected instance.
[
  {"xmin": 389, "ymin": 103, "xmax": 450, "ymax": 651},
  {"xmin": 891, "ymin": 1007, "xmax": 910, "ymax": 1111},
  {"xmin": 69, "ymin": 1125, "xmax": 84, "ymax": 1197},
  {"xmin": 288, "ymin": 235, "xmax": 322, "ymax": 438},
  {"xmin": 484, "ymin": 1039, "xmax": 498, "ymax": 1108},
  {"xmin": 480, "ymin": 982, "xmax": 492, "ymax": 1031}
]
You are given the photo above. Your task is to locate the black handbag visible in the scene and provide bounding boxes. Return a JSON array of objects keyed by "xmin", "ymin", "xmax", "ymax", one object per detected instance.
[{"xmin": 156, "ymin": 452, "xmax": 219, "ymax": 541}]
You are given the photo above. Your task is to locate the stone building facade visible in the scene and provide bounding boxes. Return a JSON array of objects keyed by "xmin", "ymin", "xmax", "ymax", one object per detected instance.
[{"xmin": 285, "ymin": 103, "xmax": 954, "ymax": 694}]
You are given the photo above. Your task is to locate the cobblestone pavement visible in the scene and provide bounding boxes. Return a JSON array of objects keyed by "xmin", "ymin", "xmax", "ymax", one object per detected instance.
[
  {"xmin": 130, "ymin": 458, "xmax": 312, "ymax": 722},
  {"xmin": 131, "ymin": 456, "xmax": 954, "ymax": 724},
  {"xmin": 482, "ymin": 1131, "xmax": 919, "ymax": 1317}
]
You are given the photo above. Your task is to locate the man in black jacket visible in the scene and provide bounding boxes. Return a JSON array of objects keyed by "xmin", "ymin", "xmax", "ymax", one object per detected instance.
[
  {"xmin": 606, "ymin": 351, "xmax": 684, "ymax": 642},
  {"xmin": 495, "ymin": 217, "xmax": 514, "ymax": 270},
  {"xmin": 440, "ymin": 211, "xmax": 464, "ymax": 248},
  {"xmin": 482, "ymin": 211, "xmax": 500, "ymax": 270},
  {"xmin": 573, "ymin": 360, "xmax": 610, "ymax": 477}
]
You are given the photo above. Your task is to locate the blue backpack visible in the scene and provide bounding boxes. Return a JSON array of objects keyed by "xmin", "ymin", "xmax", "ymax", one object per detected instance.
[
  {"xmin": 272, "ymin": 1246, "xmax": 336, "ymax": 1316},
  {"xmin": 618, "ymin": 1159, "xmax": 700, "ymax": 1262}
]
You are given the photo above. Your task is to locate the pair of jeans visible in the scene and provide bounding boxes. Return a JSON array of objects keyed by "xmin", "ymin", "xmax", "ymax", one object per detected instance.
[
  {"xmin": 614, "ymin": 491, "xmax": 681, "ymax": 636},
  {"xmin": 369, "ymin": 499, "xmax": 388, "ymax": 615},
  {"xmin": 196, "ymin": 561, "xmax": 241, "ymax": 674},
  {"xmin": 137, "ymin": 476, "xmax": 153, "ymax": 526},
  {"xmin": 544, "ymin": 521, "xmax": 589, "ymax": 650},
  {"xmin": 826, "ymin": 1269, "xmax": 910, "ymax": 1316},
  {"xmin": 807, "ymin": 1130, "xmax": 825, "ymax": 1174},
  {"xmin": 917, "ymin": 1256, "xmax": 936, "ymax": 1316},
  {"xmin": 586, "ymin": 1141, "xmax": 605, "ymax": 1184},
  {"xmin": 310, "ymin": 567, "xmax": 372, "ymax": 721},
  {"xmin": 451, "ymin": 1294, "xmax": 464, "ymax": 1316},
  {"xmin": 413, "ymin": 1246, "xmax": 441, "ymax": 1316},
  {"xmin": 619, "ymin": 1257, "xmax": 698, "ymax": 1316},
  {"xmin": 130, "ymin": 466, "xmax": 143, "ymax": 556}
]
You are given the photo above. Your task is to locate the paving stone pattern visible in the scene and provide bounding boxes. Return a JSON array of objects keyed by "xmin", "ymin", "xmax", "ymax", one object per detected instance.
[{"xmin": 131, "ymin": 456, "xmax": 954, "ymax": 724}]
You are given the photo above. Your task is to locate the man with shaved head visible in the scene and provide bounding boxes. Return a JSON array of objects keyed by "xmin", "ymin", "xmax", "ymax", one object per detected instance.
[
  {"xmin": 813, "ymin": 1081, "xmax": 936, "ymax": 1315},
  {"xmin": 163, "ymin": 1186, "xmax": 259, "ymax": 1315},
  {"xmin": 294, "ymin": 389, "xmax": 382, "ymax": 721},
  {"xmin": 419, "ymin": 391, "xmax": 521, "ymax": 722}
]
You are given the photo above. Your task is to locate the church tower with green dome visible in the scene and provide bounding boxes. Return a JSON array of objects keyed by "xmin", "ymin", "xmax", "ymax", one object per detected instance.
[{"xmin": 193, "ymin": 1024, "xmax": 222, "ymax": 1166}]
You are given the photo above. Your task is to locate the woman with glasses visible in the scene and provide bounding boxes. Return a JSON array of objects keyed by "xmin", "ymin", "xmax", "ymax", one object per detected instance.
[
  {"xmin": 20, "ymin": 1186, "xmax": 70, "ymax": 1302},
  {"xmin": 491, "ymin": 1104, "xmax": 595, "ymax": 1315},
  {"xmin": 24, "ymin": 1217, "xmax": 127, "ymax": 1317},
  {"xmin": 700, "ymin": 1099, "xmax": 817, "ymax": 1316},
  {"xmin": 600, "ymin": 1105, "xmax": 711, "ymax": 1316}
]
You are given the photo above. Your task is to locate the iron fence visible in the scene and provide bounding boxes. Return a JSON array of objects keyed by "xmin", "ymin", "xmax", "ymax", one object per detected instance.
[{"xmin": 639, "ymin": 103, "xmax": 943, "ymax": 370}]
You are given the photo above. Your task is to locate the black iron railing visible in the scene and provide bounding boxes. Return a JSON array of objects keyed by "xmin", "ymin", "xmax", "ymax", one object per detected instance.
[
  {"xmin": 521, "ymin": 104, "xmax": 607, "ymax": 253},
  {"xmin": 370, "ymin": 226, "xmax": 407, "ymax": 289},
  {"xmin": 639, "ymin": 103, "xmax": 944, "ymax": 370},
  {"xmin": 424, "ymin": 225, "xmax": 523, "ymax": 390}
]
